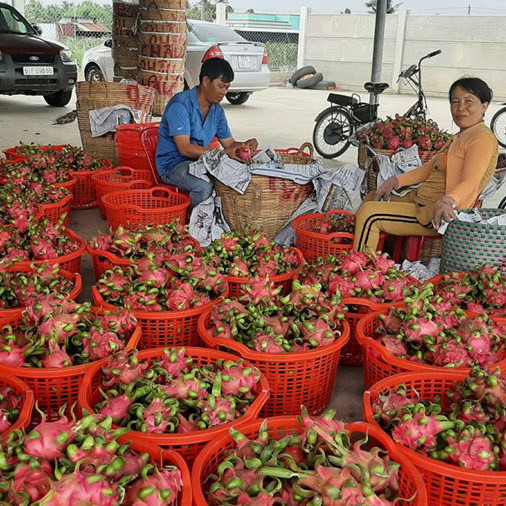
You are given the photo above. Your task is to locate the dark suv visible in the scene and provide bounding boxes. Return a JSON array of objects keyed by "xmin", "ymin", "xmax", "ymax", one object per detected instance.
[{"xmin": 0, "ymin": 2, "xmax": 77, "ymax": 106}]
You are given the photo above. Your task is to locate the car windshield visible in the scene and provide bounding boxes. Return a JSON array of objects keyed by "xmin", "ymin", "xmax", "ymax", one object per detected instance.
[
  {"xmin": 190, "ymin": 22, "xmax": 245, "ymax": 43},
  {"xmin": 0, "ymin": 5, "xmax": 33, "ymax": 34}
]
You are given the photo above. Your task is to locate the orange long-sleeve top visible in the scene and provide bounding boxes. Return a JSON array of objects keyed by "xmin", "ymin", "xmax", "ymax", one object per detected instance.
[{"xmin": 396, "ymin": 122, "xmax": 498, "ymax": 208}]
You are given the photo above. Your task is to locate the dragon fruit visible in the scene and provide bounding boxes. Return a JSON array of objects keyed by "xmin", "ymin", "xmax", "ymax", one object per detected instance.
[
  {"xmin": 93, "ymin": 348, "xmax": 263, "ymax": 435},
  {"xmin": 124, "ymin": 467, "xmax": 182, "ymax": 505}
]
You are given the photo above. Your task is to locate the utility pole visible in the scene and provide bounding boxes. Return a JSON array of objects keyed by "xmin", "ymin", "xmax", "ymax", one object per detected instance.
[
  {"xmin": 468, "ymin": 4, "xmax": 471, "ymax": 15},
  {"xmin": 370, "ymin": 0, "xmax": 387, "ymax": 104}
]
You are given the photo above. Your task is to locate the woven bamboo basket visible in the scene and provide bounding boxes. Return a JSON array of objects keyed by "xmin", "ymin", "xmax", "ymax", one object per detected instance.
[
  {"xmin": 138, "ymin": 33, "xmax": 186, "ymax": 58},
  {"xmin": 112, "ymin": 0, "xmax": 138, "ymax": 18},
  {"xmin": 76, "ymin": 81, "xmax": 155, "ymax": 165},
  {"xmin": 358, "ymin": 143, "xmax": 437, "ymax": 192},
  {"xmin": 215, "ymin": 144, "xmax": 316, "ymax": 239}
]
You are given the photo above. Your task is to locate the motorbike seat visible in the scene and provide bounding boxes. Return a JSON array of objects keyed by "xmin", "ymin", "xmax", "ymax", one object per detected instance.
[
  {"xmin": 327, "ymin": 93, "xmax": 358, "ymax": 106},
  {"xmin": 364, "ymin": 82, "xmax": 389, "ymax": 95}
]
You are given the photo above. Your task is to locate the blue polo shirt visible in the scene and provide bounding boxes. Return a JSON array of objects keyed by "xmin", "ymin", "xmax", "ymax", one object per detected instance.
[{"xmin": 156, "ymin": 87, "xmax": 232, "ymax": 177}]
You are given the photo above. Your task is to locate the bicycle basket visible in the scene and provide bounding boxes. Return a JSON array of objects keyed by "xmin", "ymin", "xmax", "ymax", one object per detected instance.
[{"xmin": 352, "ymin": 103, "xmax": 376, "ymax": 123}]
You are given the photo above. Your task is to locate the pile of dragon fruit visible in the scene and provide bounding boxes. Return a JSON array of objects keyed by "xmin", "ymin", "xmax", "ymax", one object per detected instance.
[
  {"xmin": 372, "ymin": 367, "xmax": 506, "ymax": 471},
  {"xmin": 95, "ymin": 252, "xmax": 227, "ymax": 311},
  {"xmin": 0, "ymin": 294, "xmax": 138, "ymax": 367},
  {"xmin": 201, "ymin": 229, "xmax": 300, "ymax": 278},
  {"xmin": 299, "ymin": 249, "xmax": 416, "ymax": 303},
  {"xmin": 0, "ymin": 189, "xmax": 40, "ymax": 232},
  {"xmin": 372, "ymin": 284, "xmax": 506, "ymax": 368},
  {"xmin": 93, "ymin": 348, "xmax": 263, "ymax": 433},
  {"xmin": 0, "ymin": 218, "xmax": 80, "ymax": 263},
  {"xmin": 0, "ymin": 263, "xmax": 76, "ymax": 309},
  {"xmin": 0, "ymin": 386, "xmax": 23, "ymax": 434},
  {"xmin": 307, "ymin": 212, "xmax": 355, "ymax": 236},
  {"xmin": 431, "ymin": 264, "xmax": 506, "ymax": 317},
  {"xmin": 206, "ymin": 279, "xmax": 347, "ymax": 353},
  {"xmin": 0, "ymin": 411, "xmax": 182, "ymax": 504},
  {"xmin": 206, "ymin": 408, "xmax": 408, "ymax": 505},
  {"xmin": 89, "ymin": 222, "xmax": 198, "ymax": 263}
]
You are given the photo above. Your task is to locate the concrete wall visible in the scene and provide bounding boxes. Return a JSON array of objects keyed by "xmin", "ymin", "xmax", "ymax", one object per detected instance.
[{"xmin": 299, "ymin": 11, "xmax": 506, "ymax": 100}]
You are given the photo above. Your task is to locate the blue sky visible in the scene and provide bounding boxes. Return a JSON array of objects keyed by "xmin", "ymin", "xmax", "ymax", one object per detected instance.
[{"xmin": 227, "ymin": 0, "xmax": 506, "ymax": 15}]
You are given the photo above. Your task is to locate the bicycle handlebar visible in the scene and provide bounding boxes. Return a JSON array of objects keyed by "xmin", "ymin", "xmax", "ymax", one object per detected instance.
[{"xmin": 426, "ymin": 49, "xmax": 442, "ymax": 58}]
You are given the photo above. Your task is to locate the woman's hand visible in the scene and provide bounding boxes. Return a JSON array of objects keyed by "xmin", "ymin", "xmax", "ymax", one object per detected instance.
[
  {"xmin": 433, "ymin": 196, "xmax": 458, "ymax": 229},
  {"xmin": 374, "ymin": 176, "xmax": 399, "ymax": 201}
]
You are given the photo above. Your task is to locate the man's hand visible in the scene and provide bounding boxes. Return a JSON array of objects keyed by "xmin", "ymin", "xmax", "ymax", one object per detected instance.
[
  {"xmin": 224, "ymin": 145, "xmax": 242, "ymax": 161},
  {"xmin": 374, "ymin": 176, "xmax": 399, "ymax": 201},
  {"xmin": 433, "ymin": 196, "xmax": 457, "ymax": 229},
  {"xmin": 244, "ymin": 138, "xmax": 258, "ymax": 151}
]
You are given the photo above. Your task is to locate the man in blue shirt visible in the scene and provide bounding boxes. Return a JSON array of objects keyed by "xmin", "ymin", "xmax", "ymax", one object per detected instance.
[{"xmin": 156, "ymin": 57, "xmax": 258, "ymax": 207}]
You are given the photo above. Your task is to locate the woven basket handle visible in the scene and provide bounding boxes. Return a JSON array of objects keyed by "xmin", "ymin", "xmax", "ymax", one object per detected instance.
[{"xmin": 297, "ymin": 142, "xmax": 314, "ymax": 159}]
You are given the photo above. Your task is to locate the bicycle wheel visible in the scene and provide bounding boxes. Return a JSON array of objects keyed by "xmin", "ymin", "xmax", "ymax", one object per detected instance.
[
  {"xmin": 313, "ymin": 106, "xmax": 353, "ymax": 158},
  {"xmin": 490, "ymin": 106, "xmax": 506, "ymax": 149}
]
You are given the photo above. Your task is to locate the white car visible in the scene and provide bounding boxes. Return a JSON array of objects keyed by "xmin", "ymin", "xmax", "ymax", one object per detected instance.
[{"xmin": 81, "ymin": 19, "xmax": 270, "ymax": 105}]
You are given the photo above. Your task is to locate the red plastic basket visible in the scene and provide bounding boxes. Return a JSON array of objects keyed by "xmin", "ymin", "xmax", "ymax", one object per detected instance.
[
  {"xmin": 363, "ymin": 371, "xmax": 506, "ymax": 505},
  {"xmin": 55, "ymin": 176, "xmax": 77, "ymax": 199},
  {"xmin": 192, "ymin": 417, "xmax": 427, "ymax": 506},
  {"xmin": 427, "ymin": 272, "xmax": 506, "ymax": 325},
  {"xmin": 0, "ymin": 266, "xmax": 82, "ymax": 319},
  {"xmin": 39, "ymin": 194, "xmax": 73, "ymax": 226},
  {"xmin": 92, "ymin": 285, "xmax": 227, "ymax": 349},
  {"xmin": 102, "ymin": 186, "xmax": 190, "ymax": 231},
  {"xmin": 92, "ymin": 166, "xmax": 155, "ymax": 218},
  {"xmin": 198, "ymin": 309, "xmax": 350, "ymax": 416},
  {"xmin": 70, "ymin": 159, "xmax": 113, "ymax": 210},
  {"xmin": 0, "ymin": 373, "xmax": 34, "ymax": 439},
  {"xmin": 340, "ymin": 298, "xmax": 405, "ymax": 367},
  {"xmin": 115, "ymin": 122, "xmax": 160, "ymax": 172},
  {"xmin": 87, "ymin": 239, "xmax": 201, "ymax": 282},
  {"xmin": 3, "ymin": 144, "xmax": 66, "ymax": 162},
  {"xmin": 356, "ymin": 310, "xmax": 506, "ymax": 389},
  {"xmin": 9, "ymin": 228, "xmax": 86, "ymax": 274},
  {"xmin": 293, "ymin": 209, "xmax": 355, "ymax": 261},
  {"xmin": 226, "ymin": 247, "xmax": 305, "ymax": 299},
  {"xmin": 0, "ymin": 309, "xmax": 141, "ymax": 421},
  {"xmin": 79, "ymin": 347, "xmax": 270, "ymax": 468}
]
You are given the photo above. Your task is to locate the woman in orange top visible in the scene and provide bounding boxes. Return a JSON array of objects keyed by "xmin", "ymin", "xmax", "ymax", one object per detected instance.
[{"xmin": 353, "ymin": 77, "xmax": 498, "ymax": 252}]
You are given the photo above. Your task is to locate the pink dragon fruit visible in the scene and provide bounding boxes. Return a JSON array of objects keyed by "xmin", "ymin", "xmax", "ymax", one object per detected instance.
[
  {"xmin": 102, "ymin": 350, "xmax": 149, "ymax": 388},
  {"xmin": 41, "ymin": 340, "xmax": 73, "ymax": 368},
  {"xmin": 24, "ymin": 415, "xmax": 75, "ymax": 461},
  {"xmin": 124, "ymin": 467, "xmax": 182, "ymax": 505},
  {"xmin": 444, "ymin": 429, "xmax": 496, "ymax": 470},
  {"xmin": 220, "ymin": 360, "xmax": 261, "ymax": 396},
  {"xmin": 99, "ymin": 393, "xmax": 132, "ymax": 421},
  {"xmin": 158, "ymin": 347, "xmax": 188, "ymax": 376},
  {"xmin": 392, "ymin": 411, "xmax": 454, "ymax": 452},
  {"xmin": 7, "ymin": 461, "xmax": 53, "ymax": 504}
]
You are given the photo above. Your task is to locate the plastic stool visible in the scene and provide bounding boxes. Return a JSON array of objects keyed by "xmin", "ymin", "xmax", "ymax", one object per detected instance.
[{"xmin": 392, "ymin": 235, "xmax": 441, "ymax": 263}]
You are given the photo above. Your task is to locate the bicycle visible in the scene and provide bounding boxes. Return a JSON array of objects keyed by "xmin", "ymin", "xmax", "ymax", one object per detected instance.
[
  {"xmin": 312, "ymin": 49, "xmax": 442, "ymax": 159},
  {"xmin": 490, "ymin": 104, "xmax": 506, "ymax": 149}
]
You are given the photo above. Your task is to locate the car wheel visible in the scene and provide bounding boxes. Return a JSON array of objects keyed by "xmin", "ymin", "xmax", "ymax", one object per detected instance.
[
  {"xmin": 290, "ymin": 65, "xmax": 316, "ymax": 86},
  {"xmin": 297, "ymin": 72, "xmax": 323, "ymax": 89},
  {"xmin": 43, "ymin": 90, "xmax": 73, "ymax": 107},
  {"xmin": 226, "ymin": 92, "xmax": 250, "ymax": 105},
  {"xmin": 85, "ymin": 64, "xmax": 105, "ymax": 82}
]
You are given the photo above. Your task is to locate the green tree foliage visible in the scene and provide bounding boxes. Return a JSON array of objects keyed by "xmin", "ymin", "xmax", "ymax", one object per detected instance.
[
  {"xmin": 25, "ymin": 0, "xmax": 112, "ymax": 28},
  {"xmin": 365, "ymin": 0, "xmax": 403, "ymax": 13}
]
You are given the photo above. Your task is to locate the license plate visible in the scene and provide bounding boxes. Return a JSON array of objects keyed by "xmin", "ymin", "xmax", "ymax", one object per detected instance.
[
  {"xmin": 23, "ymin": 66, "xmax": 54, "ymax": 76},
  {"xmin": 238, "ymin": 55, "xmax": 251, "ymax": 69}
]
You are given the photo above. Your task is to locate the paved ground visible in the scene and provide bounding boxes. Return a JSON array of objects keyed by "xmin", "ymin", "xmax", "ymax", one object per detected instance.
[{"xmin": 0, "ymin": 86, "xmax": 504, "ymax": 421}]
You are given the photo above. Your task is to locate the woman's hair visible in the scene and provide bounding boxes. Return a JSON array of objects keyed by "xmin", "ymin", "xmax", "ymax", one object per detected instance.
[
  {"xmin": 449, "ymin": 77, "xmax": 493, "ymax": 104},
  {"xmin": 199, "ymin": 57, "xmax": 234, "ymax": 84}
]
